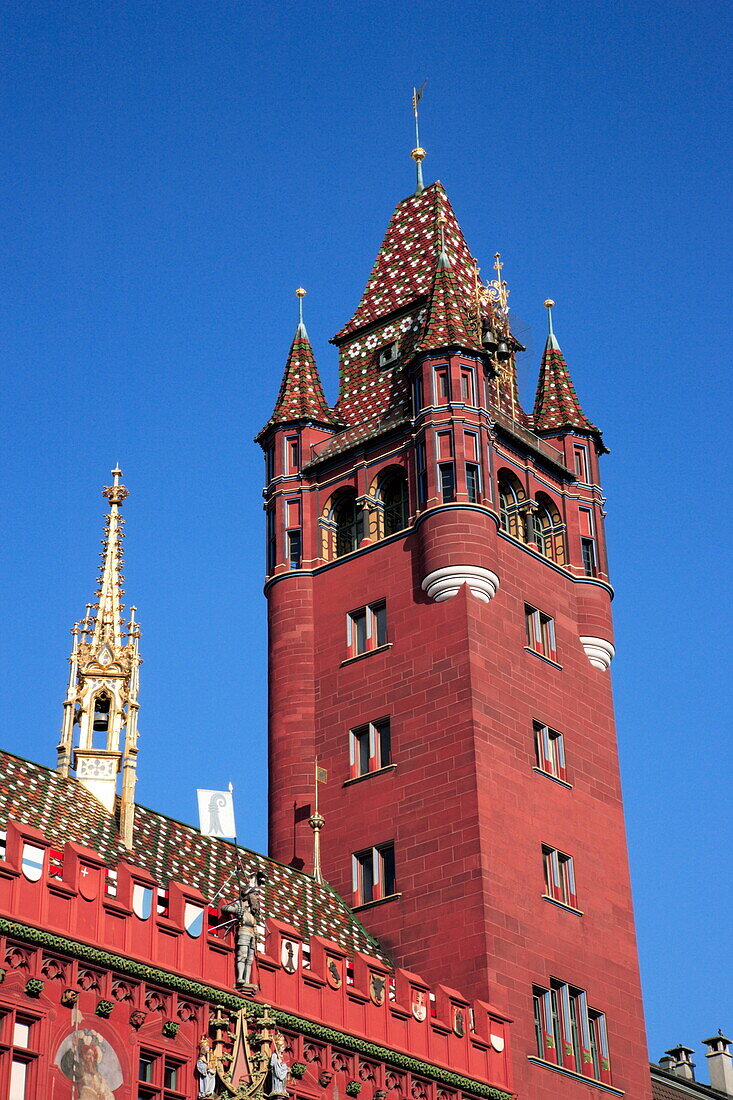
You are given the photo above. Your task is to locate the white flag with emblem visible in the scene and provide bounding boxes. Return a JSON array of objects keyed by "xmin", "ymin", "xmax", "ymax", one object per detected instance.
[{"xmin": 197, "ymin": 786, "xmax": 236, "ymax": 838}]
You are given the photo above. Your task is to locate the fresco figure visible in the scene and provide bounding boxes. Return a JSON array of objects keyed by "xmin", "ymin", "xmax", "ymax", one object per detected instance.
[{"xmin": 56, "ymin": 1027, "xmax": 122, "ymax": 1099}]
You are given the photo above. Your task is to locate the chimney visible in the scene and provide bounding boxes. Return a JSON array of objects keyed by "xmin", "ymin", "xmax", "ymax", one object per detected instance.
[
  {"xmin": 703, "ymin": 1031, "xmax": 733, "ymax": 1095},
  {"xmin": 664, "ymin": 1044, "xmax": 696, "ymax": 1080}
]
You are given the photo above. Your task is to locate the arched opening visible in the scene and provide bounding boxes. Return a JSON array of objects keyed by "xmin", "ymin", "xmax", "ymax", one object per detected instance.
[
  {"xmin": 379, "ymin": 469, "xmax": 409, "ymax": 536},
  {"xmin": 92, "ymin": 692, "xmax": 111, "ymax": 745},
  {"xmin": 498, "ymin": 471, "xmax": 526, "ymax": 541},
  {"xmin": 534, "ymin": 493, "xmax": 566, "ymax": 565},
  {"xmin": 333, "ymin": 491, "xmax": 363, "ymax": 558}
]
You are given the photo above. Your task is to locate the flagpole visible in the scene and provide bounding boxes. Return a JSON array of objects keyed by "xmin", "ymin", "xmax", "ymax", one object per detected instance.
[{"xmin": 309, "ymin": 757, "xmax": 325, "ymax": 884}]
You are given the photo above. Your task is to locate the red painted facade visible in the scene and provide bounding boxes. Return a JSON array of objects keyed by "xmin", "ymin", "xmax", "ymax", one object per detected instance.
[
  {"xmin": 0, "ymin": 815, "xmax": 513, "ymax": 1098},
  {"xmin": 261, "ymin": 182, "xmax": 652, "ymax": 1098}
]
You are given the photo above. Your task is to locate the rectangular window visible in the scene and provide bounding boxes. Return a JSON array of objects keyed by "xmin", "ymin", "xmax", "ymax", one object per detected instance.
[
  {"xmin": 439, "ymin": 463, "xmax": 456, "ymax": 503},
  {"xmin": 434, "ymin": 366, "xmax": 450, "ymax": 404},
  {"xmin": 412, "ymin": 374, "xmax": 423, "ymax": 416},
  {"xmin": 581, "ymin": 537, "xmax": 597, "ymax": 577},
  {"xmin": 459, "ymin": 367, "xmax": 476, "ymax": 405},
  {"xmin": 466, "ymin": 463, "xmax": 480, "ymax": 503},
  {"xmin": 534, "ymin": 722, "xmax": 567, "ymax": 781},
  {"xmin": 573, "ymin": 445, "xmax": 589, "ymax": 482},
  {"xmin": 350, "ymin": 718, "xmax": 391, "ymax": 778},
  {"xmin": 416, "ymin": 439, "xmax": 427, "ymax": 509},
  {"xmin": 525, "ymin": 605, "xmax": 557, "ymax": 661},
  {"xmin": 266, "ymin": 508, "xmax": 277, "ymax": 574},
  {"xmin": 353, "ymin": 842, "xmax": 396, "ymax": 905},
  {"xmin": 285, "ymin": 435, "xmax": 300, "ymax": 474},
  {"xmin": 138, "ymin": 1050, "xmax": 186, "ymax": 1099},
  {"xmin": 0, "ymin": 1012, "xmax": 37, "ymax": 1100},
  {"xmin": 287, "ymin": 530, "xmax": 302, "ymax": 570},
  {"xmin": 542, "ymin": 845, "xmax": 577, "ymax": 907},
  {"xmin": 265, "ymin": 444, "xmax": 275, "ymax": 484},
  {"xmin": 532, "ymin": 981, "xmax": 610, "ymax": 1082},
  {"xmin": 347, "ymin": 601, "xmax": 387, "ymax": 658}
]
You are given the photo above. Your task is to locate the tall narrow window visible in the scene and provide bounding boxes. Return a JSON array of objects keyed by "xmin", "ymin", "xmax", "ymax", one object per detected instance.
[
  {"xmin": 459, "ymin": 367, "xmax": 476, "ymax": 405},
  {"xmin": 573, "ymin": 444, "xmax": 589, "ymax": 482},
  {"xmin": 380, "ymin": 470, "xmax": 409, "ymax": 536},
  {"xmin": 266, "ymin": 508, "xmax": 276, "ymax": 573},
  {"xmin": 434, "ymin": 366, "xmax": 450, "ymax": 404},
  {"xmin": 466, "ymin": 464, "xmax": 480, "ymax": 503},
  {"xmin": 498, "ymin": 470, "xmax": 526, "ymax": 541},
  {"xmin": 535, "ymin": 494, "xmax": 566, "ymax": 565},
  {"xmin": 415, "ymin": 439, "xmax": 427, "ymax": 509},
  {"xmin": 333, "ymin": 491, "xmax": 364, "ymax": 557},
  {"xmin": 265, "ymin": 444, "xmax": 275, "ymax": 484},
  {"xmin": 580, "ymin": 508, "xmax": 597, "ymax": 576},
  {"xmin": 439, "ymin": 463, "xmax": 456, "ymax": 503},
  {"xmin": 287, "ymin": 530, "xmax": 302, "ymax": 570},
  {"xmin": 285, "ymin": 435, "xmax": 300, "ymax": 474},
  {"xmin": 525, "ymin": 605, "xmax": 557, "ymax": 662},
  {"xmin": 0, "ymin": 1013, "xmax": 38, "ymax": 1100},
  {"xmin": 412, "ymin": 374, "xmax": 424, "ymax": 416}
]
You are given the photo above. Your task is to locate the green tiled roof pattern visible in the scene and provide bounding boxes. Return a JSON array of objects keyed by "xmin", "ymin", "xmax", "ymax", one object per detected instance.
[
  {"xmin": 533, "ymin": 342, "xmax": 598, "ymax": 434},
  {"xmin": 261, "ymin": 327, "xmax": 338, "ymax": 434},
  {"xmin": 0, "ymin": 750, "xmax": 387, "ymax": 963}
]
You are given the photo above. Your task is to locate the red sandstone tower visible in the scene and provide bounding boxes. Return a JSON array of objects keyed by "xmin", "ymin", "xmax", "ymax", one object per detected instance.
[{"xmin": 258, "ymin": 175, "xmax": 651, "ymax": 1099}]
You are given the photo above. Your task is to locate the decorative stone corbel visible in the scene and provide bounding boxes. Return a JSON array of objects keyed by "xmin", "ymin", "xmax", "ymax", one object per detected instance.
[
  {"xmin": 579, "ymin": 636, "xmax": 615, "ymax": 671},
  {"xmin": 422, "ymin": 566, "xmax": 500, "ymax": 604}
]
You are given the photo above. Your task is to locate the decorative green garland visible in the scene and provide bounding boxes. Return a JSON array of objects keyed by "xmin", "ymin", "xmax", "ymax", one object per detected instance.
[{"xmin": 0, "ymin": 917, "xmax": 511, "ymax": 1100}]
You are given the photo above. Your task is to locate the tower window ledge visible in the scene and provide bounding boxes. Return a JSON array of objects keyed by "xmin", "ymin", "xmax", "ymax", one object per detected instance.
[
  {"xmin": 532, "ymin": 767, "xmax": 573, "ymax": 790},
  {"xmin": 527, "ymin": 1057, "xmax": 622, "ymax": 1096},
  {"xmin": 541, "ymin": 894, "xmax": 584, "ymax": 916},
  {"xmin": 523, "ymin": 647, "xmax": 563, "ymax": 671},
  {"xmin": 340, "ymin": 643, "xmax": 393, "ymax": 668},
  {"xmin": 352, "ymin": 892, "xmax": 402, "ymax": 913},
  {"xmin": 343, "ymin": 764, "xmax": 397, "ymax": 788}
]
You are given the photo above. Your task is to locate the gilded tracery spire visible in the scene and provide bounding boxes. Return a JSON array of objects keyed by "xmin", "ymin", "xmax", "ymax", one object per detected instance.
[{"xmin": 57, "ymin": 468, "xmax": 142, "ymax": 849}]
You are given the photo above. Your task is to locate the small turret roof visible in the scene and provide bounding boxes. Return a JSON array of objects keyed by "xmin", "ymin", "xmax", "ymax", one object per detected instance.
[
  {"xmin": 533, "ymin": 330, "xmax": 602, "ymax": 441},
  {"xmin": 258, "ymin": 322, "xmax": 339, "ymax": 438}
]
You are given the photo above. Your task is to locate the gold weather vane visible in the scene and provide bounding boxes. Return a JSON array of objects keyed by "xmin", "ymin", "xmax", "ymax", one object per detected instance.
[{"xmin": 411, "ymin": 81, "xmax": 427, "ymax": 194}]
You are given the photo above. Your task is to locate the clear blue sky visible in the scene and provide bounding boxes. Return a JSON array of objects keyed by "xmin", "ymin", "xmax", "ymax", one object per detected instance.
[{"xmin": 1, "ymin": 0, "xmax": 730, "ymax": 1078}]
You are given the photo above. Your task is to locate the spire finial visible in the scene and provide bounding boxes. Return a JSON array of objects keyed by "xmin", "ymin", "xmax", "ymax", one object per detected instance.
[
  {"xmin": 544, "ymin": 299, "xmax": 556, "ymax": 336},
  {"xmin": 309, "ymin": 757, "xmax": 327, "ymax": 884},
  {"xmin": 437, "ymin": 211, "xmax": 446, "ymax": 259},
  {"xmin": 411, "ymin": 81, "xmax": 427, "ymax": 194},
  {"xmin": 295, "ymin": 287, "xmax": 306, "ymax": 330}
]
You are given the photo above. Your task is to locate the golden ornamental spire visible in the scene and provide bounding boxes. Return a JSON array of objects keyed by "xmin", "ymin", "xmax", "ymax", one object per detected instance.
[
  {"xmin": 57, "ymin": 468, "xmax": 142, "ymax": 849},
  {"xmin": 411, "ymin": 81, "xmax": 427, "ymax": 194}
]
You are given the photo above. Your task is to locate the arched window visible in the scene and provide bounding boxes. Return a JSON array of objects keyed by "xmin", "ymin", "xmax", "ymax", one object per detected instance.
[
  {"xmin": 498, "ymin": 471, "xmax": 526, "ymax": 541},
  {"xmin": 333, "ymin": 491, "xmax": 363, "ymax": 558},
  {"xmin": 534, "ymin": 494, "xmax": 566, "ymax": 565},
  {"xmin": 92, "ymin": 692, "xmax": 111, "ymax": 743},
  {"xmin": 380, "ymin": 470, "xmax": 409, "ymax": 536}
]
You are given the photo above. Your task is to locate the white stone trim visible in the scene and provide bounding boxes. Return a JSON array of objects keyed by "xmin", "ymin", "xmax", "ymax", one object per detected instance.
[
  {"xmin": 579, "ymin": 636, "xmax": 615, "ymax": 671},
  {"xmin": 421, "ymin": 565, "xmax": 500, "ymax": 604}
]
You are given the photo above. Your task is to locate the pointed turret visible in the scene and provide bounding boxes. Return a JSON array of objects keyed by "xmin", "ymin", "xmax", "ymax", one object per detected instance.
[
  {"xmin": 257, "ymin": 289, "xmax": 338, "ymax": 438},
  {"xmin": 57, "ymin": 468, "xmax": 142, "ymax": 848},
  {"xmin": 533, "ymin": 300, "xmax": 603, "ymax": 442},
  {"xmin": 413, "ymin": 221, "xmax": 482, "ymax": 354}
]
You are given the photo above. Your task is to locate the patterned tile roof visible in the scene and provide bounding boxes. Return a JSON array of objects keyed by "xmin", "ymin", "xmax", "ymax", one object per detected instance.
[
  {"xmin": 0, "ymin": 749, "xmax": 387, "ymax": 962},
  {"xmin": 413, "ymin": 253, "xmax": 482, "ymax": 354},
  {"xmin": 332, "ymin": 182, "xmax": 476, "ymax": 344},
  {"xmin": 258, "ymin": 323, "xmax": 340, "ymax": 439},
  {"xmin": 303, "ymin": 412, "xmax": 411, "ymax": 471},
  {"xmin": 533, "ymin": 333, "xmax": 601, "ymax": 437}
]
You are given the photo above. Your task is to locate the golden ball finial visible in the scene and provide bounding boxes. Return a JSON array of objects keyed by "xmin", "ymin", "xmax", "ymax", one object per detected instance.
[
  {"xmin": 544, "ymin": 299, "xmax": 555, "ymax": 309},
  {"xmin": 295, "ymin": 287, "xmax": 306, "ymax": 299}
]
